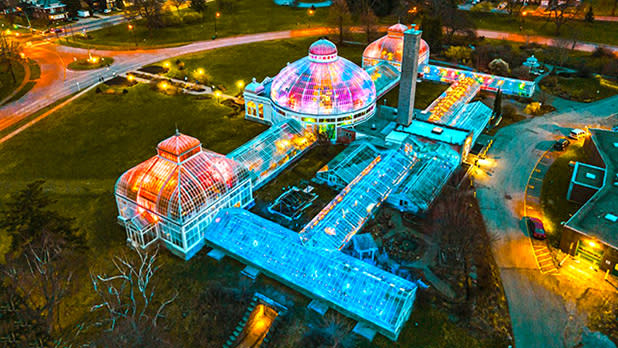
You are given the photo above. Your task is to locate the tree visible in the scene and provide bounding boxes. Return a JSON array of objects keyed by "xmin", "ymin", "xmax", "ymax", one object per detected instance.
[
  {"xmin": 505, "ymin": 0, "xmax": 523, "ymax": 16},
  {"xmin": 421, "ymin": 15, "xmax": 442, "ymax": 53},
  {"xmin": 327, "ymin": 0, "xmax": 351, "ymax": 45},
  {"xmin": 90, "ymin": 247, "xmax": 178, "ymax": 347},
  {"xmin": 63, "ymin": 0, "xmax": 82, "ymax": 17},
  {"xmin": 0, "ymin": 0, "xmax": 19, "ymax": 25},
  {"xmin": 299, "ymin": 312, "xmax": 357, "ymax": 348},
  {"xmin": 190, "ymin": 0, "xmax": 208, "ymax": 22},
  {"xmin": 131, "ymin": 0, "xmax": 165, "ymax": 30},
  {"xmin": 170, "ymin": 0, "xmax": 186, "ymax": 19},
  {"xmin": 545, "ymin": 0, "xmax": 581, "ymax": 35},
  {"xmin": 424, "ymin": 0, "xmax": 474, "ymax": 42},
  {"xmin": 492, "ymin": 89, "xmax": 502, "ymax": 118},
  {"xmin": 585, "ymin": 6, "xmax": 594, "ymax": 23},
  {"xmin": 0, "ymin": 32, "xmax": 20, "ymax": 84},
  {"xmin": 0, "ymin": 181, "xmax": 85, "ymax": 336},
  {"xmin": 357, "ymin": 0, "xmax": 378, "ymax": 44},
  {"xmin": 0, "ymin": 282, "xmax": 53, "ymax": 347}
]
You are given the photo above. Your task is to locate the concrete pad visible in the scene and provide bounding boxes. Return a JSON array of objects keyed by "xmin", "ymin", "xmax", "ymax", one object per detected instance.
[
  {"xmin": 241, "ymin": 265, "xmax": 260, "ymax": 280},
  {"xmin": 207, "ymin": 248, "xmax": 225, "ymax": 261},
  {"xmin": 307, "ymin": 299, "xmax": 329, "ymax": 316},
  {"xmin": 353, "ymin": 322, "xmax": 377, "ymax": 341}
]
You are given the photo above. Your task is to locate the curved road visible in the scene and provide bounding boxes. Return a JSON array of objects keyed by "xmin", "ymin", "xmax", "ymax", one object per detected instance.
[
  {"xmin": 475, "ymin": 96, "xmax": 618, "ymax": 348},
  {"xmin": 0, "ymin": 27, "xmax": 330, "ymax": 133}
]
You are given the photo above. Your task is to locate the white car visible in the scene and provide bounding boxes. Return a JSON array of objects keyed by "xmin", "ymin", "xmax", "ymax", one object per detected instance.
[{"xmin": 569, "ymin": 128, "xmax": 586, "ymax": 140}]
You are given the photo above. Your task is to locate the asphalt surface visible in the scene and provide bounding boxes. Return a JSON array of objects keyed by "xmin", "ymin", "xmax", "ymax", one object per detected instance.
[{"xmin": 475, "ymin": 96, "xmax": 618, "ymax": 348}]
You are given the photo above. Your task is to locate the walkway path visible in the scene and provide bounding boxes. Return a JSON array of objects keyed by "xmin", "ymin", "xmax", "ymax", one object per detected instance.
[
  {"xmin": 475, "ymin": 95, "xmax": 618, "ymax": 347},
  {"xmin": 0, "ymin": 59, "xmax": 31, "ymax": 106},
  {"xmin": 0, "ymin": 28, "xmax": 329, "ymax": 136}
]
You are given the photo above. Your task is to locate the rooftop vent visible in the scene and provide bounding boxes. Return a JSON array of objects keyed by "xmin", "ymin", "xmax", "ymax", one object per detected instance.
[
  {"xmin": 431, "ymin": 127, "xmax": 444, "ymax": 135},
  {"xmin": 585, "ymin": 173, "xmax": 597, "ymax": 180},
  {"xmin": 605, "ymin": 213, "xmax": 618, "ymax": 222}
]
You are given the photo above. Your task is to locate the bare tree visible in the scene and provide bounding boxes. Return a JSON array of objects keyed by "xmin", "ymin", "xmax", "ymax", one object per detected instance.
[
  {"xmin": 328, "ymin": 0, "xmax": 351, "ymax": 45},
  {"xmin": 545, "ymin": 0, "xmax": 581, "ymax": 35},
  {"xmin": 505, "ymin": 0, "xmax": 524, "ymax": 16},
  {"xmin": 358, "ymin": 0, "xmax": 378, "ymax": 44},
  {"xmin": 170, "ymin": 0, "xmax": 186, "ymax": 19},
  {"xmin": 90, "ymin": 247, "xmax": 177, "ymax": 346},
  {"xmin": 131, "ymin": 0, "xmax": 165, "ymax": 30}
]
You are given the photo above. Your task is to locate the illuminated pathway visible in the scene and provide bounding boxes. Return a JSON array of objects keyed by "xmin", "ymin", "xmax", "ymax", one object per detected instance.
[{"xmin": 474, "ymin": 95, "xmax": 618, "ymax": 348}]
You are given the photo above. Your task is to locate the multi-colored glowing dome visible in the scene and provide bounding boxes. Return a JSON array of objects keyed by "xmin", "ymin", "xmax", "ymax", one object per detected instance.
[
  {"xmin": 115, "ymin": 132, "xmax": 251, "ymax": 223},
  {"xmin": 270, "ymin": 39, "xmax": 377, "ymax": 121},
  {"xmin": 363, "ymin": 24, "xmax": 430, "ymax": 69}
]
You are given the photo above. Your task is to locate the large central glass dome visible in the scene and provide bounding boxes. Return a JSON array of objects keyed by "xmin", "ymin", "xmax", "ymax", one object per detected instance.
[{"xmin": 270, "ymin": 39, "xmax": 377, "ymax": 118}]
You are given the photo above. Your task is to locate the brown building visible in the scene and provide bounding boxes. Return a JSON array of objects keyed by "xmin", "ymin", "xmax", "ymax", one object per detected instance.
[{"xmin": 560, "ymin": 129, "xmax": 618, "ymax": 275}]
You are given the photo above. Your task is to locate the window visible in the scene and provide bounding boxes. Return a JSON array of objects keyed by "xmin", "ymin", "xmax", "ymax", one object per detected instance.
[
  {"xmin": 247, "ymin": 101, "xmax": 257, "ymax": 117},
  {"xmin": 258, "ymin": 104, "xmax": 264, "ymax": 119}
]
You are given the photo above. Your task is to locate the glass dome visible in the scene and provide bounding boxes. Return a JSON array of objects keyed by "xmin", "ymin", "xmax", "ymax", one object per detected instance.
[
  {"xmin": 363, "ymin": 24, "xmax": 430, "ymax": 69},
  {"xmin": 115, "ymin": 132, "xmax": 251, "ymax": 223},
  {"xmin": 270, "ymin": 39, "xmax": 377, "ymax": 117}
]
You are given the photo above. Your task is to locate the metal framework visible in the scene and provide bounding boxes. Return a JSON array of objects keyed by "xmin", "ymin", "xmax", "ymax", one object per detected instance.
[
  {"xmin": 362, "ymin": 23, "xmax": 430, "ymax": 71},
  {"xmin": 422, "ymin": 64, "xmax": 536, "ymax": 97},
  {"xmin": 365, "ymin": 62, "xmax": 401, "ymax": 98},
  {"xmin": 300, "ymin": 149, "xmax": 415, "ymax": 251},
  {"xmin": 421, "ymin": 77, "xmax": 481, "ymax": 123},
  {"xmin": 387, "ymin": 142, "xmax": 461, "ymax": 214},
  {"xmin": 315, "ymin": 140, "xmax": 382, "ymax": 190},
  {"xmin": 115, "ymin": 132, "xmax": 254, "ymax": 259},
  {"xmin": 205, "ymin": 208, "xmax": 418, "ymax": 341},
  {"xmin": 227, "ymin": 120, "xmax": 315, "ymax": 189}
]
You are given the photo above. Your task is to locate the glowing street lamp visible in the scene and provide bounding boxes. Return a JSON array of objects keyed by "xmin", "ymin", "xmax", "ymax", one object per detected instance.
[
  {"xmin": 214, "ymin": 12, "xmax": 221, "ymax": 39},
  {"xmin": 127, "ymin": 74, "xmax": 135, "ymax": 82},
  {"xmin": 196, "ymin": 67, "xmax": 205, "ymax": 76},
  {"xmin": 214, "ymin": 90, "xmax": 222, "ymax": 103},
  {"xmin": 236, "ymin": 80, "xmax": 244, "ymax": 89},
  {"xmin": 128, "ymin": 24, "xmax": 137, "ymax": 47},
  {"xmin": 163, "ymin": 61, "xmax": 171, "ymax": 69},
  {"xmin": 308, "ymin": 5, "xmax": 316, "ymax": 16}
]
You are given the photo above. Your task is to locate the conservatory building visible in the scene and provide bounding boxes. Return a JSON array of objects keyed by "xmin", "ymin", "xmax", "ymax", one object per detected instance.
[
  {"xmin": 115, "ymin": 132, "xmax": 253, "ymax": 260},
  {"xmin": 244, "ymin": 39, "xmax": 378, "ymax": 140},
  {"xmin": 362, "ymin": 23, "xmax": 430, "ymax": 71}
]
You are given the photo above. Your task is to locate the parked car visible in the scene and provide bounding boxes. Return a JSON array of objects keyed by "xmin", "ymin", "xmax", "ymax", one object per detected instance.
[
  {"xmin": 526, "ymin": 217, "xmax": 546, "ymax": 240},
  {"xmin": 553, "ymin": 138, "xmax": 570, "ymax": 151},
  {"xmin": 612, "ymin": 125, "xmax": 618, "ymax": 132},
  {"xmin": 569, "ymin": 128, "xmax": 586, "ymax": 140}
]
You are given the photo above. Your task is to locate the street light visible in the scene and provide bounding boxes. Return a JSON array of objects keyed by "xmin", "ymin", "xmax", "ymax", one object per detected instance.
[
  {"xmin": 213, "ymin": 12, "xmax": 221, "ymax": 39},
  {"xmin": 214, "ymin": 90, "xmax": 221, "ymax": 103},
  {"xmin": 236, "ymin": 80, "xmax": 244, "ymax": 89},
  {"xmin": 128, "ymin": 24, "xmax": 137, "ymax": 47},
  {"xmin": 308, "ymin": 5, "xmax": 316, "ymax": 16}
]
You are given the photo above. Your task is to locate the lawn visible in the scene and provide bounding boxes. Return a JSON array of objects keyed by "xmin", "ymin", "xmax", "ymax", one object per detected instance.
[
  {"xmin": 0, "ymin": 83, "xmax": 266, "ymax": 250},
  {"xmin": 67, "ymin": 56, "xmax": 114, "ymax": 70},
  {"xmin": 469, "ymin": 11, "xmax": 618, "ymax": 46},
  {"xmin": 540, "ymin": 75, "xmax": 618, "ymax": 102},
  {"xmin": 63, "ymin": 0, "xmax": 331, "ymax": 49},
  {"xmin": 540, "ymin": 142, "xmax": 588, "ymax": 244},
  {"xmin": 0, "ymin": 59, "xmax": 25, "ymax": 102}
]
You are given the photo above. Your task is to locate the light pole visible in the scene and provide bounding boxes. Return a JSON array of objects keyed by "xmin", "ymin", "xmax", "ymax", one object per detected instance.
[
  {"xmin": 213, "ymin": 11, "xmax": 221, "ymax": 39},
  {"xmin": 128, "ymin": 24, "xmax": 137, "ymax": 47}
]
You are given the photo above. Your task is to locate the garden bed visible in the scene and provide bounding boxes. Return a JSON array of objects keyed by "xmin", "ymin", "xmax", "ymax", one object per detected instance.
[
  {"xmin": 540, "ymin": 75, "xmax": 618, "ymax": 102},
  {"xmin": 67, "ymin": 56, "xmax": 113, "ymax": 70}
]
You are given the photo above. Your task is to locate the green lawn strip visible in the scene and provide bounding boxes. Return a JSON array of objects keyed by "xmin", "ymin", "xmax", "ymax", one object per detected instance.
[
  {"xmin": 28, "ymin": 58, "xmax": 41, "ymax": 79},
  {"xmin": 540, "ymin": 76, "xmax": 617, "ymax": 102},
  {"xmin": 0, "ymin": 59, "xmax": 26, "ymax": 101},
  {"xmin": 0, "ymin": 93, "xmax": 74, "ymax": 140},
  {"xmin": 67, "ymin": 57, "xmax": 114, "ymax": 71},
  {"xmin": 469, "ymin": 11, "xmax": 618, "ymax": 46},
  {"xmin": 540, "ymin": 143, "xmax": 588, "ymax": 244},
  {"xmin": 65, "ymin": 0, "xmax": 332, "ymax": 50}
]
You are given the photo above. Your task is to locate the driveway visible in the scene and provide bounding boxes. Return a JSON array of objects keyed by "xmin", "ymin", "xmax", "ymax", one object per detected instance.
[{"xmin": 475, "ymin": 96, "xmax": 618, "ymax": 347}]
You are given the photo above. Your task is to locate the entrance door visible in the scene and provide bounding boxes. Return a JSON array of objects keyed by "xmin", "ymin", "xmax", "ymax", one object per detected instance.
[{"xmin": 575, "ymin": 240, "xmax": 604, "ymax": 267}]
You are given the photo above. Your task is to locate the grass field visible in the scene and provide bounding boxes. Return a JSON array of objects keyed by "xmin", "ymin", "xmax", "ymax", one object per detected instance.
[
  {"xmin": 540, "ymin": 75, "xmax": 617, "ymax": 102},
  {"xmin": 470, "ymin": 11, "xmax": 618, "ymax": 45},
  {"xmin": 540, "ymin": 142, "xmax": 587, "ymax": 244},
  {"xmin": 67, "ymin": 56, "xmax": 114, "ymax": 70},
  {"xmin": 64, "ymin": 0, "xmax": 331, "ymax": 49},
  {"xmin": 0, "ymin": 60, "xmax": 25, "ymax": 101}
]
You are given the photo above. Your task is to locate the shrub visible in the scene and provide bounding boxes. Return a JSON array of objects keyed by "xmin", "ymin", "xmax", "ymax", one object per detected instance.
[
  {"xmin": 445, "ymin": 46, "xmax": 472, "ymax": 64},
  {"xmin": 95, "ymin": 87, "xmax": 102, "ymax": 93},
  {"xmin": 524, "ymin": 102, "xmax": 541, "ymax": 115},
  {"xmin": 122, "ymin": 89, "xmax": 128, "ymax": 94}
]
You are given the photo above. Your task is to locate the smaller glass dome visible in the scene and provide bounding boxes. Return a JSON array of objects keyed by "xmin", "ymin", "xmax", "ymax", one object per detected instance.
[{"xmin": 362, "ymin": 24, "xmax": 430, "ymax": 69}]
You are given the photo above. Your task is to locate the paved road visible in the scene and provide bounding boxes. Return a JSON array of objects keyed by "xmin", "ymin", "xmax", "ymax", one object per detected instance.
[
  {"xmin": 475, "ymin": 96, "xmax": 618, "ymax": 348},
  {"xmin": 0, "ymin": 28, "xmax": 329, "ymax": 133}
]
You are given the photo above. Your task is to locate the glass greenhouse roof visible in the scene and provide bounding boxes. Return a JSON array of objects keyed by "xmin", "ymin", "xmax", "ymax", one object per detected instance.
[
  {"xmin": 362, "ymin": 24, "xmax": 430, "ymax": 69},
  {"xmin": 301, "ymin": 149, "xmax": 416, "ymax": 251},
  {"xmin": 204, "ymin": 208, "xmax": 417, "ymax": 340},
  {"xmin": 227, "ymin": 120, "xmax": 315, "ymax": 189},
  {"xmin": 316, "ymin": 140, "xmax": 382, "ymax": 186},
  {"xmin": 422, "ymin": 77, "xmax": 481, "ymax": 124},
  {"xmin": 365, "ymin": 62, "xmax": 401, "ymax": 98},
  {"xmin": 115, "ymin": 133, "xmax": 251, "ymax": 223},
  {"xmin": 391, "ymin": 141, "xmax": 461, "ymax": 213},
  {"xmin": 270, "ymin": 39, "xmax": 377, "ymax": 116}
]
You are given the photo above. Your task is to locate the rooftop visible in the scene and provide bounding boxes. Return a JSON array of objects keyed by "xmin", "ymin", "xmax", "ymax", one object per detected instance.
[
  {"xmin": 389, "ymin": 119, "xmax": 471, "ymax": 146},
  {"xmin": 205, "ymin": 208, "xmax": 417, "ymax": 340},
  {"xmin": 572, "ymin": 162, "xmax": 606, "ymax": 189},
  {"xmin": 565, "ymin": 129, "xmax": 618, "ymax": 249}
]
